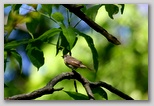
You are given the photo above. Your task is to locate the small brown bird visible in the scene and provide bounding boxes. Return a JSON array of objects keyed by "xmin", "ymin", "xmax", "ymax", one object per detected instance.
[{"xmin": 62, "ymin": 54, "xmax": 92, "ymax": 70}]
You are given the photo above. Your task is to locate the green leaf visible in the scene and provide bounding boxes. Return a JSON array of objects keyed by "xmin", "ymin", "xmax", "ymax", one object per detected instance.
[
  {"xmin": 74, "ymin": 29, "xmax": 98, "ymax": 71},
  {"xmin": 61, "ymin": 26, "xmax": 77, "ymax": 50},
  {"xmin": 85, "ymin": 4, "xmax": 102, "ymax": 20},
  {"xmin": 64, "ymin": 90, "xmax": 89, "ymax": 100},
  {"xmin": 105, "ymin": 4, "xmax": 119, "ymax": 19},
  {"xmin": 26, "ymin": 20, "xmax": 38, "ymax": 34},
  {"xmin": 5, "ymin": 11, "xmax": 31, "ymax": 37},
  {"xmin": 8, "ymin": 11, "xmax": 31, "ymax": 24},
  {"xmin": 26, "ymin": 47, "xmax": 44, "ymax": 70},
  {"xmin": 51, "ymin": 12, "xmax": 64, "ymax": 22},
  {"xmin": 10, "ymin": 50, "xmax": 22, "ymax": 73},
  {"xmin": 4, "ymin": 39, "xmax": 33, "ymax": 50},
  {"xmin": 41, "ymin": 4, "xmax": 53, "ymax": 16},
  {"xmin": 118, "ymin": 4, "xmax": 125, "ymax": 14},
  {"xmin": 28, "ymin": 4, "xmax": 38, "ymax": 10},
  {"xmin": 56, "ymin": 35, "xmax": 61, "ymax": 55},
  {"xmin": 56, "ymin": 34, "xmax": 69, "ymax": 56},
  {"xmin": 92, "ymin": 87, "xmax": 108, "ymax": 100},
  {"xmin": 26, "ymin": 12, "xmax": 40, "ymax": 34},
  {"xmin": 59, "ymin": 31, "xmax": 70, "ymax": 55},
  {"xmin": 26, "ymin": 40, "xmax": 43, "ymax": 50},
  {"xmin": 11, "ymin": 4, "xmax": 22, "ymax": 11},
  {"xmin": 80, "ymin": 4, "xmax": 87, "ymax": 13},
  {"xmin": 37, "ymin": 28, "xmax": 61, "ymax": 41},
  {"xmin": 56, "ymin": 27, "xmax": 78, "ymax": 55},
  {"xmin": 4, "ymin": 4, "xmax": 11, "ymax": 8},
  {"xmin": 4, "ymin": 83, "xmax": 8, "ymax": 88},
  {"xmin": 4, "ymin": 51, "xmax": 8, "ymax": 72}
]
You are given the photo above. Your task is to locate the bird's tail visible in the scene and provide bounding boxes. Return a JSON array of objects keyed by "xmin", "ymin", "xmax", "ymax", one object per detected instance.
[{"xmin": 80, "ymin": 64, "xmax": 93, "ymax": 71}]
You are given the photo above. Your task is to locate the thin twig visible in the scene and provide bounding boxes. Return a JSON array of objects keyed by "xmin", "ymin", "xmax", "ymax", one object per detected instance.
[
  {"xmin": 74, "ymin": 80, "xmax": 78, "ymax": 93},
  {"xmin": 72, "ymin": 71, "xmax": 95, "ymax": 100}
]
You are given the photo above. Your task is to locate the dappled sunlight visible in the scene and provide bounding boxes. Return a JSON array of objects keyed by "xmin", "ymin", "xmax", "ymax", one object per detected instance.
[{"xmin": 4, "ymin": 4, "xmax": 148, "ymax": 100}]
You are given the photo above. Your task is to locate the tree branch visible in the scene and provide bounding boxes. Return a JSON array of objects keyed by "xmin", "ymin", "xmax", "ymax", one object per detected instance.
[
  {"xmin": 5, "ymin": 87, "xmax": 63, "ymax": 100},
  {"xmin": 62, "ymin": 4, "xmax": 121, "ymax": 45},
  {"xmin": 71, "ymin": 71, "xmax": 95, "ymax": 100},
  {"xmin": 5, "ymin": 71, "xmax": 133, "ymax": 100},
  {"xmin": 90, "ymin": 81, "xmax": 134, "ymax": 100},
  {"xmin": 46, "ymin": 70, "xmax": 95, "ymax": 100}
]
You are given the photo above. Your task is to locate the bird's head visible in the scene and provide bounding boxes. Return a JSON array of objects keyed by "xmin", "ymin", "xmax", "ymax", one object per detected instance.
[{"xmin": 62, "ymin": 54, "xmax": 70, "ymax": 58}]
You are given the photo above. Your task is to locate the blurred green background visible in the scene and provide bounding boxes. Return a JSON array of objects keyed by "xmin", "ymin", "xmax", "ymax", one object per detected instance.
[{"xmin": 4, "ymin": 4, "xmax": 148, "ymax": 100}]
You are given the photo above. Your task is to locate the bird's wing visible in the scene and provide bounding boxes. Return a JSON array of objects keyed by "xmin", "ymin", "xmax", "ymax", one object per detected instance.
[
  {"xmin": 70, "ymin": 58, "xmax": 87, "ymax": 68},
  {"xmin": 71, "ymin": 59, "xmax": 81, "ymax": 67},
  {"xmin": 66, "ymin": 57, "xmax": 81, "ymax": 68}
]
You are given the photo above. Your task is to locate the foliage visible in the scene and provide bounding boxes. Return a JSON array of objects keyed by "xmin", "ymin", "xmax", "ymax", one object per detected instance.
[{"xmin": 4, "ymin": 4, "xmax": 148, "ymax": 100}]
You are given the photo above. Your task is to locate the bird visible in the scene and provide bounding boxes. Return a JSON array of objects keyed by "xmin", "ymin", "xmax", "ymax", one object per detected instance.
[{"xmin": 62, "ymin": 54, "xmax": 92, "ymax": 71}]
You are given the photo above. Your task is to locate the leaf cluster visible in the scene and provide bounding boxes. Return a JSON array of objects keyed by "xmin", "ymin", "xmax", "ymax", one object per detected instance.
[
  {"xmin": 4, "ymin": 4, "xmax": 125, "ymax": 100},
  {"xmin": 4, "ymin": 4, "xmax": 124, "ymax": 72}
]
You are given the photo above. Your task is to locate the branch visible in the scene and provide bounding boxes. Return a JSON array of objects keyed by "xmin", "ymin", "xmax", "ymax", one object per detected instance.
[
  {"xmin": 90, "ymin": 81, "xmax": 134, "ymax": 100},
  {"xmin": 5, "ymin": 87, "xmax": 63, "ymax": 100},
  {"xmin": 46, "ymin": 71, "xmax": 95, "ymax": 100},
  {"xmin": 62, "ymin": 4, "xmax": 121, "ymax": 45},
  {"xmin": 72, "ymin": 71, "xmax": 95, "ymax": 100},
  {"xmin": 5, "ymin": 71, "xmax": 134, "ymax": 100}
]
